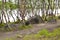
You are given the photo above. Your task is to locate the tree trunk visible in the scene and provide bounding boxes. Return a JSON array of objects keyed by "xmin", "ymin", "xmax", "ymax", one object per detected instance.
[
  {"xmin": 2, "ymin": 0, "xmax": 7, "ymax": 23},
  {"xmin": 20, "ymin": 0, "xmax": 26, "ymax": 25},
  {"xmin": 5, "ymin": 0, "xmax": 10, "ymax": 23},
  {"xmin": 9, "ymin": 10, "xmax": 15, "ymax": 22}
]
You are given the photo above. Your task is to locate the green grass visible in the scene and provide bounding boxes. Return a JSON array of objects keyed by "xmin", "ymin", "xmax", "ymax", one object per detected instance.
[
  {"xmin": 18, "ymin": 24, "xmax": 32, "ymax": 30},
  {"xmin": 5, "ymin": 38, "xmax": 15, "ymax": 40},
  {"xmin": 0, "ymin": 23, "xmax": 5, "ymax": 28},
  {"xmin": 23, "ymin": 28, "xmax": 60, "ymax": 40},
  {"xmin": 5, "ymin": 28, "xmax": 60, "ymax": 40},
  {"xmin": 0, "ymin": 23, "xmax": 32, "ymax": 32}
]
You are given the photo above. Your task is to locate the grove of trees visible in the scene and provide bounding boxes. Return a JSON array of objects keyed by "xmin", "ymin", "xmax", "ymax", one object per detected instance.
[{"xmin": 0, "ymin": 0, "xmax": 60, "ymax": 27}]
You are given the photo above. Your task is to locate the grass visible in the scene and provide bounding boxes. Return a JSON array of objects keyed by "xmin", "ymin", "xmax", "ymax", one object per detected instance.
[
  {"xmin": 18, "ymin": 24, "xmax": 32, "ymax": 30},
  {"xmin": 5, "ymin": 38, "xmax": 15, "ymax": 40},
  {"xmin": 0, "ymin": 22, "xmax": 32, "ymax": 32},
  {"xmin": 23, "ymin": 28, "xmax": 60, "ymax": 40},
  {"xmin": 5, "ymin": 28, "xmax": 60, "ymax": 40}
]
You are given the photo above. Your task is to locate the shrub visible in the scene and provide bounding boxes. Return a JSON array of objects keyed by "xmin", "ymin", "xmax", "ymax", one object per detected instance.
[
  {"xmin": 25, "ymin": 21, "xmax": 30, "ymax": 25},
  {"xmin": 28, "ymin": 16, "xmax": 44, "ymax": 24},
  {"xmin": 46, "ymin": 16, "xmax": 57, "ymax": 23}
]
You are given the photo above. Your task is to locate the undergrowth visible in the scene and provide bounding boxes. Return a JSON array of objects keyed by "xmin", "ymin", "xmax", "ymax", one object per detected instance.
[
  {"xmin": 23, "ymin": 28, "xmax": 60, "ymax": 40},
  {"xmin": 5, "ymin": 28, "xmax": 60, "ymax": 40}
]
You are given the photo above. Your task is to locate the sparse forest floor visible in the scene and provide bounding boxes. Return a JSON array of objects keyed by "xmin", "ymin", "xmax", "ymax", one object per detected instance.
[{"xmin": 0, "ymin": 20, "xmax": 60, "ymax": 40}]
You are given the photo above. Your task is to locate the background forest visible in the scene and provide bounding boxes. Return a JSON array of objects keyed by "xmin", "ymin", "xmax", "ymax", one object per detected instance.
[{"xmin": 0, "ymin": 0, "xmax": 60, "ymax": 40}]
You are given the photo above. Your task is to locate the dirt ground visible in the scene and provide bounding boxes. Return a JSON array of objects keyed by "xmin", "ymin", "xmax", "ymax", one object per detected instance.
[{"xmin": 0, "ymin": 20, "xmax": 60, "ymax": 40}]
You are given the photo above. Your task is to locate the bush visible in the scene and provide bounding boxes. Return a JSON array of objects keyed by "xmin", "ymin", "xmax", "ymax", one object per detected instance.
[
  {"xmin": 46, "ymin": 16, "xmax": 57, "ymax": 23},
  {"xmin": 25, "ymin": 21, "xmax": 30, "ymax": 25},
  {"xmin": 28, "ymin": 15, "xmax": 44, "ymax": 24}
]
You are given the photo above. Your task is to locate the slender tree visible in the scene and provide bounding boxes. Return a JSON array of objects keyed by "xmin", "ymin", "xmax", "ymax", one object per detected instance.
[{"xmin": 19, "ymin": 0, "xmax": 26, "ymax": 25}]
